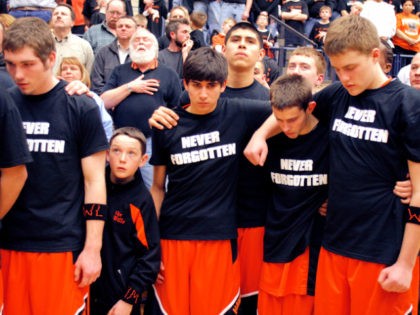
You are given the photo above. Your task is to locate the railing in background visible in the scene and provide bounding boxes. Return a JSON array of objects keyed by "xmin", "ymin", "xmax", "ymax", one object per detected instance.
[
  {"xmin": 270, "ymin": 46, "xmax": 414, "ymax": 82},
  {"xmin": 268, "ymin": 14, "xmax": 415, "ymax": 81}
]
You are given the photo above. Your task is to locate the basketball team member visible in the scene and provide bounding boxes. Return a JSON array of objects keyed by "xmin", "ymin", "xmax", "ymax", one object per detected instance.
[
  {"xmin": 151, "ymin": 22, "xmax": 270, "ymax": 314},
  {"xmin": 259, "ymin": 75, "xmax": 328, "ymax": 314},
  {"xmin": 245, "ymin": 15, "xmax": 420, "ymax": 315},
  {"xmin": 149, "ymin": 47, "xmax": 270, "ymax": 315},
  {"xmin": 1, "ymin": 17, "xmax": 108, "ymax": 315},
  {"xmin": 222, "ymin": 22, "xmax": 269, "ymax": 314}
]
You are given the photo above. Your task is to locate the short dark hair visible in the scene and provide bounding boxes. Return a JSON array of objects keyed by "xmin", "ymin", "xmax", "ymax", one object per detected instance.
[
  {"xmin": 183, "ymin": 47, "xmax": 228, "ymax": 84},
  {"xmin": 110, "ymin": 127, "xmax": 147, "ymax": 155},
  {"xmin": 225, "ymin": 22, "xmax": 263, "ymax": 49},
  {"xmin": 402, "ymin": 0, "xmax": 415, "ymax": 5},
  {"xmin": 270, "ymin": 75, "xmax": 313, "ymax": 111},
  {"xmin": 165, "ymin": 18, "xmax": 190, "ymax": 40}
]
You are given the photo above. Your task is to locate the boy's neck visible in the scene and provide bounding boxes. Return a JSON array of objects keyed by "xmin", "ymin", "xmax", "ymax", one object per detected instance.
[
  {"xmin": 186, "ymin": 103, "xmax": 218, "ymax": 115},
  {"xmin": 300, "ymin": 114, "xmax": 319, "ymax": 136},
  {"xmin": 320, "ymin": 19, "xmax": 330, "ymax": 24},
  {"xmin": 227, "ymin": 67, "xmax": 255, "ymax": 88},
  {"xmin": 110, "ymin": 174, "xmax": 135, "ymax": 185},
  {"xmin": 257, "ymin": 26, "xmax": 267, "ymax": 31}
]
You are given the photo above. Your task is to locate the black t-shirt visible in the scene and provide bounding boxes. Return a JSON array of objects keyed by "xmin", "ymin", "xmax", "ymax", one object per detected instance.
[
  {"xmin": 314, "ymin": 80, "xmax": 420, "ymax": 265},
  {"xmin": 178, "ymin": 81, "xmax": 271, "ymax": 227},
  {"xmin": 223, "ymin": 82, "xmax": 272, "ymax": 228},
  {"xmin": 309, "ymin": 21, "xmax": 329, "ymax": 48},
  {"xmin": 1, "ymin": 81, "xmax": 108, "ymax": 252},
  {"xmin": 151, "ymin": 98, "xmax": 270, "ymax": 240},
  {"xmin": 0, "ymin": 89, "xmax": 32, "ymax": 168},
  {"xmin": 264, "ymin": 123, "xmax": 328, "ymax": 263}
]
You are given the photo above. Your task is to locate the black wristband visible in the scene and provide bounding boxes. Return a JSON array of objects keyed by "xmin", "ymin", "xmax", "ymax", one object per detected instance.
[
  {"xmin": 407, "ymin": 206, "xmax": 420, "ymax": 225},
  {"xmin": 82, "ymin": 203, "xmax": 106, "ymax": 220}
]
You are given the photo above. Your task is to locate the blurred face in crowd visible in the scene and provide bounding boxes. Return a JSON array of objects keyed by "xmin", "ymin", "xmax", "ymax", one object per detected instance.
[
  {"xmin": 106, "ymin": 0, "xmax": 126, "ymax": 29},
  {"xmin": 51, "ymin": 6, "xmax": 74, "ymax": 30},
  {"xmin": 410, "ymin": 53, "xmax": 420, "ymax": 89},
  {"xmin": 287, "ymin": 54, "xmax": 323, "ymax": 89},
  {"xmin": 402, "ymin": 0, "xmax": 415, "ymax": 14},
  {"xmin": 116, "ymin": 17, "xmax": 137, "ymax": 41},
  {"xmin": 170, "ymin": 8, "xmax": 187, "ymax": 20},
  {"xmin": 173, "ymin": 23, "xmax": 191, "ymax": 47},
  {"xmin": 60, "ymin": 63, "xmax": 82, "ymax": 82}
]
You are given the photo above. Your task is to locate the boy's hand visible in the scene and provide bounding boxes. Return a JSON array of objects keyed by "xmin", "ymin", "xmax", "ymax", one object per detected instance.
[
  {"xmin": 65, "ymin": 80, "xmax": 93, "ymax": 97},
  {"xmin": 107, "ymin": 300, "xmax": 133, "ymax": 315},
  {"xmin": 243, "ymin": 132, "xmax": 268, "ymax": 166},
  {"xmin": 318, "ymin": 200, "xmax": 328, "ymax": 216},
  {"xmin": 74, "ymin": 247, "xmax": 101, "ymax": 287},
  {"xmin": 394, "ymin": 177, "xmax": 412, "ymax": 204},
  {"xmin": 156, "ymin": 262, "xmax": 165, "ymax": 284},
  {"xmin": 378, "ymin": 262, "xmax": 412, "ymax": 293},
  {"xmin": 149, "ymin": 106, "xmax": 179, "ymax": 130}
]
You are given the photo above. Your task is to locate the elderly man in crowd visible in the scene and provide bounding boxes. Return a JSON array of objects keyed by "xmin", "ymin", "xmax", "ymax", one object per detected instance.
[
  {"xmin": 84, "ymin": 0, "xmax": 126, "ymax": 54},
  {"xmin": 101, "ymin": 28, "xmax": 181, "ymax": 188}
]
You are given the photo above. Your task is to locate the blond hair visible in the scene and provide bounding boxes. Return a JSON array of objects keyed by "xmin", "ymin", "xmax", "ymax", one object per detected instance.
[
  {"xmin": 57, "ymin": 56, "xmax": 91, "ymax": 88},
  {"xmin": 290, "ymin": 47, "xmax": 327, "ymax": 75},
  {"xmin": 324, "ymin": 15, "xmax": 379, "ymax": 56}
]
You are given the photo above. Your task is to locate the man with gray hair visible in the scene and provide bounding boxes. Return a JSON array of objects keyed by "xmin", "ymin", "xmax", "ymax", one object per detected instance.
[
  {"xmin": 83, "ymin": 0, "xmax": 126, "ymax": 54},
  {"xmin": 101, "ymin": 28, "xmax": 181, "ymax": 188}
]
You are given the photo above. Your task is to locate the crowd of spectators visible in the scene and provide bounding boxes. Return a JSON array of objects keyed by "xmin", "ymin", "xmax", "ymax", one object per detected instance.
[{"xmin": 1, "ymin": 0, "xmax": 419, "ymax": 52}]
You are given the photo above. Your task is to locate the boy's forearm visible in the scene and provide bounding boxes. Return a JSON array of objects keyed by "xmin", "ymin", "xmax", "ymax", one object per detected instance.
[
  {"xmin": 396, "ymin": 160, "xmax": 420, "ymax": 270},
  {"xmin": 256, "ymin": 113, "xmax": 282, "ymax": 139},
  {"xmin": 150, "ymin": 185, "xmax": 164, "ymax": 218}
]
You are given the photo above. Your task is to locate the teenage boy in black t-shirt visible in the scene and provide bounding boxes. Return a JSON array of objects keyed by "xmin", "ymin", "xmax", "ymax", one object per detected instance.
[
  {"xmin": 259, "ymin": 74, "xmax": 328, "ymax": 315},
  {"xmin": 1, "ymin": 17, "xmax": 108, "ymax": 315},
  {"xmin": 150, "ymin": 47, "xmax": 270, "ymax": 315},
  {"xmin": 151, "ymin": 22, "xmax": 271, "ymax": 315},
  {"xmin": 245, "ymin": 15, "xmax": 420, "ymax": 315}
]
